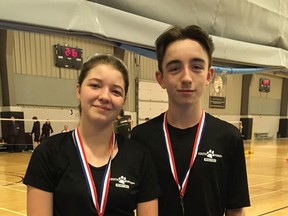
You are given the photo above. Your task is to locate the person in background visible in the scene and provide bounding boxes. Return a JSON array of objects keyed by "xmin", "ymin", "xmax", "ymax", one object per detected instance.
[
  {"xmin": 40, "ymin": 119, "xmax": 53, "ymax": 142},
  {"xmin": 30, "ymin": 116, "xmax": 40, "ymax": 149},
  {"xmin": 114, "ymin": 109, "xmax": 132, "ymax": 138},
  {"xmin": 61, "ymin": 125, "xmax": 70, "ymax": 133},
  {"xmin": 24, "ymin": 54, "xmax": 160, "ymax": 216},
  {"xmin": 131, "ymin": 25, "xmax": 250, "ymax": 216},
  {"xmin": 6, "ymin": 116, "xmax": 21, "ymax": 152}
]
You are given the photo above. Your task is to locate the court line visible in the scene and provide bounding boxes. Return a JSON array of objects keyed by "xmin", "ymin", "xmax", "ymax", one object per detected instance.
[
  {"xmin": 248, "ymin": 177, "xmax": 288, "ymax": 198},
  {"xmin": 249, "ymin": 177, "xmax": 288, "ymax": 188},
  {"xmin": 0, "ymin": 207, "xmax": 26, "ymax": 216},
  {"xmin": 0, "ymin": 171, "xmax": 24, "ymax": 186},
  {"xmin": 257, "ymin": 205, "xmax": 288, "ymax": 216},
  {"xmin": 250, "ymin": 188, "xmax": 288, "ymax": 198},
  {"xmin": 0, "ymin": 184, "xmax": 26, "ymax": 193}
]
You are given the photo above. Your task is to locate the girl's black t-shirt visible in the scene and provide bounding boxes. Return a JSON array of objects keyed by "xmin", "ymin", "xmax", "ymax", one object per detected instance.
[{"xmin": 24, "ymin": 131, "xmax": 161, "ymax": 216}]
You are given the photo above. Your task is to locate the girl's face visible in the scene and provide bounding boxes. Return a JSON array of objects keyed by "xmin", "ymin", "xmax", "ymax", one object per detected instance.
[{"xmin": 77, "ymin": 64, "xmax": 126, "ymax": 126}]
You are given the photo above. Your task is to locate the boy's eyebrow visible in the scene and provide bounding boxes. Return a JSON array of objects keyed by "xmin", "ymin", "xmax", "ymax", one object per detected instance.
[
  {"xmin": 165, "ymin": 58, "xmax": 206, "ymax": 68},
  {"xmin": 165, "ymin": 60, "xmax": 181, "ymax": 68},
  {"xmin": 190, "ymin": 58, "xmax": 206, "ymax": 64}
]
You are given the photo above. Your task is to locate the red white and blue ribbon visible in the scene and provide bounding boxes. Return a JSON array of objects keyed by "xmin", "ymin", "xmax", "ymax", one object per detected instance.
[
  {"xmin": 73, "ymin": 127, "xmax": 115, "ymax": 216},
  {"xmin": 162, "ymin": 110, "xmax": 206, "ymax": 197}
]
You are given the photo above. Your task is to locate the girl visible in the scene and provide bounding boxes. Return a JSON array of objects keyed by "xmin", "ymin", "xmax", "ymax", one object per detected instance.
[{"xmin": 24, "ymin": 54, "xmax": 160, "ymax": 216}]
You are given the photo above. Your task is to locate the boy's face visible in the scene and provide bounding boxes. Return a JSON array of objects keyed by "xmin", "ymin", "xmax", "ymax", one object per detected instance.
[{"xmin": 156, "ymin": 39, "xmax": 214, "ymax": 108}]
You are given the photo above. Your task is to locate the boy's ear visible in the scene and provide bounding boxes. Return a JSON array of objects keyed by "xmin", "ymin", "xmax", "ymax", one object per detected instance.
[
  {"xmin": 206, "ymin": 67, "xmax": 214, "ymax": 85},
  {"xmin": 155, "ymin": 71, "xmax": 166, "ymax": 89}
]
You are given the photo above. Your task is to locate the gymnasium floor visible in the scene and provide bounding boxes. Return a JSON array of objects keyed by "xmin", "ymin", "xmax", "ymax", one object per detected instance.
[{"xmin": 0, "ymin": 138, "xmax": 287, "ymax": 216}]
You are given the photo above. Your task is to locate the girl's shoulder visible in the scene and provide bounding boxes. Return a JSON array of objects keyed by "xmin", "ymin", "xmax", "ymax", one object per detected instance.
[
  {"xmin": 116, "ymin": 134, "xmax": 150, "ymax": 155},
  {"xmin": 37, "ymin": 131, "xmax": 74, "ymax": 153}
]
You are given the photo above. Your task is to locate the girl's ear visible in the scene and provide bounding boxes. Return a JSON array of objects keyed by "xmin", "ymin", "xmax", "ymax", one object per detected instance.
[{"xmin": 76, "ymin": 84, "xmax": 81, "ymax": 100}]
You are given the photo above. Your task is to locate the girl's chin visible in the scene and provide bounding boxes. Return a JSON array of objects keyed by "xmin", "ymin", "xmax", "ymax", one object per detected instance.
[{"xmin": 91, "ymin": 115, "xmax": 115, "ymax": 123}]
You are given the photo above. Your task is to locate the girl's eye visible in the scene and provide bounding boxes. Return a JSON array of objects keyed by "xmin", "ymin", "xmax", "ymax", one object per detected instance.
[
  {"xmin": 90, "ymin": 83, "xmax": 101, "ymax": 88},
  {"xmin": 112, "ymin": 89, "xmax": 123, "ymax": 97}
]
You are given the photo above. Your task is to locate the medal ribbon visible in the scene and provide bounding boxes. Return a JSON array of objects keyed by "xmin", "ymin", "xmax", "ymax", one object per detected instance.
[
  {"xmin": 163, "ymin": 110, "xmax": 205, "ymax": 197},
  {"xmin": 73, "ymin": 127, "xmax": 115, "ymax": 216}
]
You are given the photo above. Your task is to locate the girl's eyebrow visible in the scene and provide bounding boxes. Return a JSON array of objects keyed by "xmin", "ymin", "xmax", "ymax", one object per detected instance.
[
  {"xmin": 87, "ymin": 78, "xmax": 101, "ymax": 82},
  {"xmin": 87, "ymin": 78, "xmax": 124, "ymax": 91}
]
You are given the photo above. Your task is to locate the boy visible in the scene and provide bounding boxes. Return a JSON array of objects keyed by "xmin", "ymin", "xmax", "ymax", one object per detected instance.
[{"xmin": 131, "ymin": 25, "xmax": 250, "ymax": 215}]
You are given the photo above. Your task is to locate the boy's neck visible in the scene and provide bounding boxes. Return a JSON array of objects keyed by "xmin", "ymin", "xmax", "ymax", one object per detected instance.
[{"xmin": 167, "ymin": 106, "xmax": 202, "ymax": 129}]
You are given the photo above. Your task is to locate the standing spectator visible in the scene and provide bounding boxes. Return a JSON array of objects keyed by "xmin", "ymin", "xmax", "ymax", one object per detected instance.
[
  {"xmin": 40, "ymin": 119, "xmax": 53, "ymax": 142},
  {"xmin": 131, "ymin": 25, "xmax": 250, "ymax": 215},
  {"xmin": 31, "ymin": 116, "xmax": 40, "ymax": 149},
  {"xmin": 6, "ymin": 116, "xmax": 21, "ymax": 152},
  {"xmin": 61, "ymin": 125, "xmax": 70, "ymax": 133}
]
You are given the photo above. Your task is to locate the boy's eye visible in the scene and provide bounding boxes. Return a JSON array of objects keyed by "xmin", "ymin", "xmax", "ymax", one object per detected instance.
[
  {"xmin": 168, "ymin": 65, "xmax": 180, "ymax": 73},
  {"xmin": 193, "ymin": 65, "xmax": 203, "ymax": 70},
  {"xmin": 190, "ymin": 60, "xmax": 205, "ymax": 71}
]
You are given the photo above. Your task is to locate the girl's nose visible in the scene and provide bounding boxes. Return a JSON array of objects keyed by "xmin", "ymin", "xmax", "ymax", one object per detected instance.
[{"xmin": 98, "ymin": 88, "xmax": 110, "ymax": 102}]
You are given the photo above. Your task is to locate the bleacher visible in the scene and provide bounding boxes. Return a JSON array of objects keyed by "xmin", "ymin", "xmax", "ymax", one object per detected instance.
[
  {"xmin": 254, "ymin": 132, "xmax": 273, "ymax": 140},
  {"xmin": 0, "ymin": 139, "xmax": 7, "ymax": 151}
]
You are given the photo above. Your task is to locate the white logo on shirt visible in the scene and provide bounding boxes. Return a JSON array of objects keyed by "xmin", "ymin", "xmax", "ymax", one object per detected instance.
[
  {"xmin": 110, "ymin": 175, "xmax": 135, "ymax": 189},
  {"xmin": 198, "ymin": 149, "xmax": 222, "ymax": 163}
]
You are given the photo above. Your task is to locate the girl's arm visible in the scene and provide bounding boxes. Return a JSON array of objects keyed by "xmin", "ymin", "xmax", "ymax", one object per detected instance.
[
  {"xmin": 27, "ymin": 186, "xmax": 53, "ymax": 216},
  {"xmin": 226, "ymin": 208, "xmax": 245, "ymax": 216},
  {"xmin": 136, "ymin": 199, "xmax": 158, "ymax": 216}
]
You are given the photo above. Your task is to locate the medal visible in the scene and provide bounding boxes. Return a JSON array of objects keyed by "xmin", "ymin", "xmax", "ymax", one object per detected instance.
[
  {"xmin": 163, "ymin": 110, "xmax": 206, "ymax": 215},
  {"xmin": 73, "ymin": 128, "xmax": 115, "ymax": 215},
  {"xmin": 180, "ymin": 195, "xmax": 185, "ymax": 215}
]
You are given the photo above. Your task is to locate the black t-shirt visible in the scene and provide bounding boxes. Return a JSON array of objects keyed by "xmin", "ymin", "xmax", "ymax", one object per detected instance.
[
  {"xmin": 24, "ymin": 131, "xmax": 161, "ymax": 216},
  {"xmin": 131, "ymin": 112, "xmax": 250, "ymax": 216}
]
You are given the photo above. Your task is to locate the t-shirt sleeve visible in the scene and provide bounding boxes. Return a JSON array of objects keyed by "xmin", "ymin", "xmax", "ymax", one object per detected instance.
[
  {"xmin": 23, "ymin": 140, "xmax": 59, "ymax": 192},
  {"xmin": 226, "ymin": 135, "xmax": 250, "ymax": 209},
  {"xmin": 137, "ymin": 146, "xmax": 161, "ymax": 203},
  {"xmin": 130, "ymin": 125, "xmax": 143, "ymax": 142}
]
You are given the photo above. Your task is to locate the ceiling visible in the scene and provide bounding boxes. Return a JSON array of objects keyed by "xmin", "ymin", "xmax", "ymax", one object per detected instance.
[
  {"xmin": 0, "ymin": 0, "xmax": 288, "ymax": 76},
  {"xmin": 91, "ymin": 0, "xmax": 288, "ymax": 75},
  {"xmin": 91, "ymin": 0, "xmax": 288, "ymax": 51}
]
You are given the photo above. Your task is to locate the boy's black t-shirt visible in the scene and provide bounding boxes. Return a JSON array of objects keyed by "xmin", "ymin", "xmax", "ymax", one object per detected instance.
[{"xmin": 131, "ymin": 112, "xmax": 250, "ymax": 216}]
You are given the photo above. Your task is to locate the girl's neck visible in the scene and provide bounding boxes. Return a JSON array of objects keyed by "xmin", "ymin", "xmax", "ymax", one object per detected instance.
[
  {"xmin": 78, "ymin": 121, "xmax": 113, "ymax": 144},
  {"xmin": 77, "ymin": 120, "xmax": 116, "ymax": 167}
]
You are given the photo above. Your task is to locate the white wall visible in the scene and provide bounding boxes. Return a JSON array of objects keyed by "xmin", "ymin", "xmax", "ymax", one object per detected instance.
[
  {"xmin": 20, "ymin": 106, "xmax": 79, "ymax": 136},
  {"xmin": 136, "ymin": 80, "xmax": 283, "ymax": 138}
]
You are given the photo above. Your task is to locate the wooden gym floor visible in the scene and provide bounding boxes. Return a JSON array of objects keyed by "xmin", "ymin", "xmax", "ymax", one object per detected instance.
[{"xmin": 0, "ymin": 139, "xmax": 287, "ymax": 216}]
